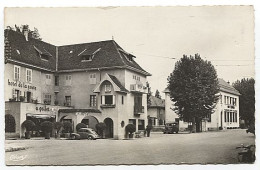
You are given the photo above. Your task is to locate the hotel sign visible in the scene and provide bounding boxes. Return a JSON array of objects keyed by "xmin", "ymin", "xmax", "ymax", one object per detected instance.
[{"xmin": 8, "ymin": 79, "xmax": 36, "ymax": 90}]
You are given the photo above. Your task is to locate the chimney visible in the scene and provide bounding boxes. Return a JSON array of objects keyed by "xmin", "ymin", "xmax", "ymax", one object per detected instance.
[{"xmin": 23, "ymin": 25, "xmax": 29, "ymax": 41}]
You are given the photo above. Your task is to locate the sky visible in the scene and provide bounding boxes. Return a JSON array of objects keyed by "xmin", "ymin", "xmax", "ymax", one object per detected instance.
[{"xmin": 4, "ymin": 6, "xmax": 255, "ymax": 98}]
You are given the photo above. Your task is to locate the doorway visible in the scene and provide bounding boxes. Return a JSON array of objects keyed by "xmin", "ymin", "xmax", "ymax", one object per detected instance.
[{"xmin": 104, "ymin": 118, "xmax": 113, "ymax": 138}]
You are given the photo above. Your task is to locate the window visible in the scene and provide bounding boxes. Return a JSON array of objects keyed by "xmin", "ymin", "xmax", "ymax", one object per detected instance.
[
  {"xmin": 134, "ymin": 94, "xmax": 143, "ymax": 114},
  {"xmin": 26, "ymin": 68, "xmax": 32, "ymax": 83},
  {"xmin": 45, "ymin": 74, "xmax": 51, "ymax": 85},
  {"xmin": 90, "ymin": 95, "xmax": 97, "ymax": 107},
  {"xmin": 81, "ymin": 55, "xmax": 92, "ymax": 61},
  {"xmin": 90, "ymin": 73, "xmax": 96, "ymax": 84},
  {"xmin": 65, "ymin": 75, "xmax": 72, "ymax": 86},
  {"xmin": 105, "ymin": 84, "xmax": 112, "ymax": 92},
  {"xmin": 234, "ymin": 112, "xmax": 237, "ymax": 122},
  {"xmin": 224, "ymin": 111, "xmax": 227, "ymax": 122},
  {"xmin": 101, "ymin": 95, "xmax": 115, "ymax": 105},
  {"xmin": 129, "ymin": 119, "xmax": 136, "ymax": 126},
  {"xmin": 138, "ymin": 119, "xmax": 145, "ymax": 130},
  {"xmin": 65, "ymin": 96, "xmax": 71, "ymax": 106},
  {"xmin": 55, "ymin": 76, "xmax": 59, "ymax": 86},
  {"xmin": 220, "ymin": 95, "xmax": 222, "ymax": 104},
  {"xmin": 40, "ymin": 54, "xmax": 49, "ymax": 61},
  {"xmin": 14, "ymin": 65, "xmax": 20, "ymax": 81},
  {"xmin": 12, "ymin": 89, "xmax": 21, "ymax": 101},
  {"xmin": 122, "ymin": 96, "xmax": 124, "ymax": 105},
  {"xmin": 44, "ymin": 94, "xmax": 51, "ymax": 105}
]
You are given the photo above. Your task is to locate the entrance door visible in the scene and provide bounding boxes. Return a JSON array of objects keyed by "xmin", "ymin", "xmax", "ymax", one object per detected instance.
[
  {"xmin": 104, "ymin": 118, "xmax": 113, "ymax": 138},
  {"xmin": 27, "ymin": 91, "xmax": 31, "ymax": 102}
]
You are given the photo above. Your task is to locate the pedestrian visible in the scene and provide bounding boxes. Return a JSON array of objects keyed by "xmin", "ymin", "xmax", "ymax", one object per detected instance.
[{"xmin": 146, "ymin": 125, "xmax": 152, "ymax": 137}]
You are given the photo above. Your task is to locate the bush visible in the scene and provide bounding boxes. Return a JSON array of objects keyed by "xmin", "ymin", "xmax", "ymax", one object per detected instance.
[
  {"xmin": 54, "ymin": 122, "xmax": 63, "ymax": 133},
  {"xmin": 41, "ymin": 121, "xmax": 54, "ymax": 133},
  {"xmin": 63, "ymin": 121, "xmax": 72, "ymax": 133},
  {"xmin": 22, "ymin": 120, "xmax": 35, "ymax": 132},
  {"xmin": 5, "ymin": 114, "xmax": 16, "ymax": 132},
  {"xmin": 95, "ymin": 122, "xmax": 106, "ymax": 137},
  {"xmin": 125, "ymin": 124, "xmax": 136, "ymax": 134},
  {"xmin": 76, "ymin": 123, "xmax": 87, "ymax": 131}
]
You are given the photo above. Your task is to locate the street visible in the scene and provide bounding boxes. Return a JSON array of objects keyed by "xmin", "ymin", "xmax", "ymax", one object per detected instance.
[{"xmin": 5, "ymin": 129, "xmax": 255, "ymax": 165}]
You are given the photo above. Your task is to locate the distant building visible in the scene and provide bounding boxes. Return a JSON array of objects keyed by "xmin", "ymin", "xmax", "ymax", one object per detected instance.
[
  {"xmin": 147, "ymin": 96, "xmax": 165, "ymax": 127},
  {"xmin": 4, "ymin": 29, "xmax": 151, "ymax": 139},
  {"xmin": 163, "ymin": 78, "xmax": 240, "ymax": 132}
]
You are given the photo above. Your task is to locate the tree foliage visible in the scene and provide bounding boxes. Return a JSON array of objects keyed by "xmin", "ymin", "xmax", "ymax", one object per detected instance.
[
  {"xmin": 155, "ymin": 89, "xmax": 161, "ymax": 99},
  {"xmin": 5, "ymin": 114, "xmax": 16, "ymax": 133},
  {"xmin": 76, "ymin": 123, "xmax": 87, "ymax": 131},
  {"xmin": 146, "ymin": 81, "xmax": 152, "ymax": 107},
  {"xmin": 54, "ymin": 122, "xmax": 63, "ymax": 133},
  {"xmin": 22, "ymin": 120, "xmax": 35, "ymax": 132},
  {"xmin": 233, "ymin": 78, "xmax": 255, "ymax": 125},
  {"xmin": 167, "ymin": 54, "xmax": 219, "ymax": 124},
  {"xmin": 7, "ymin": 24, "xmax": 42, "ymax": 40},
  {"xmin": 41, "ymin": 121, "xmax": 54, "ymax": 133},
  {"xmin": 63, "ymin": 121, "xmax": 72, "ymax": 133}
]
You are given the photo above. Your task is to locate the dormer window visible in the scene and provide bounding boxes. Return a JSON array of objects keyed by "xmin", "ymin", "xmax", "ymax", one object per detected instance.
[
  {"xmin": 119, "ymin": 49, "xmax": 135, "ymax": 62},
  {"xmin": 82, "ymin": 55, "xmax": 92, "ymax": 62},
  {"xmin": 41, "ymin": 54, "xmax": 50, "ymax": 61},
  {"xmin": 78, "ymin": 48, "xmax": 101, "ymax": 62},
  {"xmin": 34, "ymin": 45, "xmax": 52, "ymax": 61}
]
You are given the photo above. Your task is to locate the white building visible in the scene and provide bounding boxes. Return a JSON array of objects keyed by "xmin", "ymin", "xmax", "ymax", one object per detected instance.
[{"xmin": 163, "ymin": 78, "xmax": 240, "ymax": 132}]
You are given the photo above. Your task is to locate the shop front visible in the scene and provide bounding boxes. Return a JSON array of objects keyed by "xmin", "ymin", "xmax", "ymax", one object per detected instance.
[{"xmin": 5, "ymin": 101, "xmax": 69, "ymax": 138}]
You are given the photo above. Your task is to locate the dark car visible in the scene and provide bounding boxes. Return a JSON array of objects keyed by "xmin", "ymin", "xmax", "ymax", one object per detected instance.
[
  {"xmin": 70, "ymin": 128, "xmax": 100, "ymax": 140},
  {"xmin": 163, "ymin": 122, "xmax": 179, "ymax": 134}
]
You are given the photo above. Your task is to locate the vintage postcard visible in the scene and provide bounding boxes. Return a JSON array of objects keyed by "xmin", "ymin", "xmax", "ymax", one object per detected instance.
[{"xmin": 4, "ymin": 6, "xmax": 255, "ymax": 166}]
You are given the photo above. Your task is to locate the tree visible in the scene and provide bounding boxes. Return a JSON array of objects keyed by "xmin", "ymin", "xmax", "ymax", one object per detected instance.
[
  {"xmin": 8, "ymin": 24, "xmax": 42, "ymax": 40},
  {"xmin": 167, "ymin": 54, "xmax": 219, "ymax": 133},
  {"xmin": 233, "ymin": 78, "xmax": 255, "ymax": 126},
  {"xmin": 155, "ymin": 89, "xmax": 161, "ymax": 99},
  {"xmin": 95, "ymin": 122, "xmax": 106, "ymax": 138},
  {"xmin": 41, "ymin": 121, "xmax": 54, "ymax": 139},
  {"xmin": 76, "ymin": 123, "xmax": 87, "ymax": 132},
  {"xmin": 146, "ymin": 81, "xmax": 152, "ymax": 107}
]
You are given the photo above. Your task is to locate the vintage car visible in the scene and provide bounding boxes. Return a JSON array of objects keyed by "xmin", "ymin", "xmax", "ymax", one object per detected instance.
[
  {"xmin": 163, "ymin": 122, "xmax": 179, "ymax": 134},
  {"xmin": 70, "ymin": 128, "xmax": 100, "ymax": 140}
]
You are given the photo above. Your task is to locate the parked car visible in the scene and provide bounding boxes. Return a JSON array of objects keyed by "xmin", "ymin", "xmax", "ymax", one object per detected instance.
[
  {"xmin": 163, "ymin": 122, "xmax": 179, "ymax": 134},
  {"xmin": 70, "ymin": 128, "xmax": 100, "ymax": 140}
]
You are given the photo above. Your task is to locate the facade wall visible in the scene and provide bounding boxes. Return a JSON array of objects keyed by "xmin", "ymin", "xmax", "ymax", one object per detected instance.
[
  {"xmin": 164, "ymin": 90, "xmax": 240, "ymax": 132},
  {"xmin": 207, "ymin": 91, "xmax": 239, "ymax": 130},
  {"xmin": 4, "ymin": 63, "xmax": 53, "ymax": 103}
]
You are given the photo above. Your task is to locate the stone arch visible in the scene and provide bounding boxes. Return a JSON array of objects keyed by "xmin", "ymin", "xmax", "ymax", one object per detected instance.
[
  {"xmin": 104, "ymin": 117, "xmax": 114, "ymax": 138},
  {"xmin": 5, "ymin": 114, "xmax": 16, "ymax": 133},
  {"xmin": 81, "ymin": 115, "xmax": 99, "ymax": 131}
]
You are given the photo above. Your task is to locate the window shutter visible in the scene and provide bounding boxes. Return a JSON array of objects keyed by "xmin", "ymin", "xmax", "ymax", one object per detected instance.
[
  {"xmin": 12, "ymin": 89, "xmax": 15, "ymax": 98},
  {"xmin": 19, "ymin": 91, "xmax": 21, "ymax": 97},
  {"xmin": 112, "ymin": 95, "xmax": 115, "ymax": 105},
  {"xmin": 101, "ymin": 96, "xmax": 103, "ymax": 104},
  {"xmin": 102, "ymin": 96, "xmax": 105, "ymax": 105},
  {"xmin": 24, "ymin": 91, "xmax": 27, "ymax": 101}
]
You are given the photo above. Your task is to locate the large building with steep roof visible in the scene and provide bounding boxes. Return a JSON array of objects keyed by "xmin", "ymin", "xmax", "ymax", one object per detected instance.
[
  {"xmin": 4, "ymin": 29, "xmax": 151, "ymax": 139},
  {"xmin": 163, "ymin": 78, "xmax": 240, "ymax": 132}
]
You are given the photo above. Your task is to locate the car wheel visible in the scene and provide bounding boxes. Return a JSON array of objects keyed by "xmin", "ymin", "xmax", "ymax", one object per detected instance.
[
  {"xmin": 71, "ymin": 135, "xmax": 76, "ymax": 140},
  {"xmin": 88, "ymin": 136, "xmax": 94, "ymax": 140}
]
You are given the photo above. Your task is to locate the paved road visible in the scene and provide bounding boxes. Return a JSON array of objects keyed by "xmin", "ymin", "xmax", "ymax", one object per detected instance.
[{"xmin": 5, "ymin": 129, "xmax": 255, "ymax": 165}]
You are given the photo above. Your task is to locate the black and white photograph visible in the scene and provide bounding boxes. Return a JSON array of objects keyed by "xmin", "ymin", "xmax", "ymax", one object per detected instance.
[{"xmin": 2, "ymin": 4, "xmax": 258, "ymax": 168}]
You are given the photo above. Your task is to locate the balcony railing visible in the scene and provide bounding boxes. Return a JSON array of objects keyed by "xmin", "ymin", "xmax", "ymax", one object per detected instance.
[{"xmin": 134, "ymin": 105, "xmax": 144, "ymax": 115}]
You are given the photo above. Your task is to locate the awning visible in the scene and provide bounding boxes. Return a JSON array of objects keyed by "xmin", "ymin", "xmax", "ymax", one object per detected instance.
[{"xmin": 26, "ymin": 113, "xmax": 56, "ymax": 119}]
